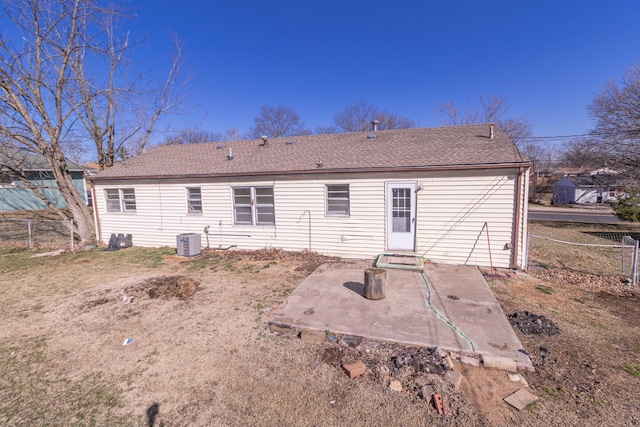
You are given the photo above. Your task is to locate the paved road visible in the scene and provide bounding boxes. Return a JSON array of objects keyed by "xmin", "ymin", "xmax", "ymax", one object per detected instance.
[{"xmin": 529, "ymin": 208, "xmax": 621, "ymax": 223}]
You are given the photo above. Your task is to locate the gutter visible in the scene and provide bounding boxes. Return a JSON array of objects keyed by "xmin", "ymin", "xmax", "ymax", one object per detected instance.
[{"xmin": 88, "ymin": 161, "xmax": 533, "ymax": 183}]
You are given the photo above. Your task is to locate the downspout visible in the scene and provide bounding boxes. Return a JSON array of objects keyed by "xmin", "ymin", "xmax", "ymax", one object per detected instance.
[
  {"xmin": 91, "ymin": 181, "xmax": 101, "ymax": 243},
  {"xmin": 512, "ymin": 167, "xmax": 524, "ymax": 269}
]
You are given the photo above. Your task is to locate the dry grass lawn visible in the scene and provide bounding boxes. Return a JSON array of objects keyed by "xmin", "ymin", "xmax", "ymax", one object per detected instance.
[{"xmin": 1, "ymin": 222, "xmax": 639, "ymax": 426}]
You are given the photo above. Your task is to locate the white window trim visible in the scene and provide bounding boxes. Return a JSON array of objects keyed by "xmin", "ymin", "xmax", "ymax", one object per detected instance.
[
  {"xmin": 104, "ymin": 188, "xmax": 137, "ymax": 213},
  {"xmin": 0, "ymin": 172, "xmax": 16, "ymax": 187},
  {"xmin": 325, "ymin": 184, "xmax": 350, "ymax": 216},
  {"xmin": 186, "ymin": 187, "xmax": 203, "ymax": 214},
  {"xmin": 232, "ymin": 186, "xmax": 275, "ymax": 226}
]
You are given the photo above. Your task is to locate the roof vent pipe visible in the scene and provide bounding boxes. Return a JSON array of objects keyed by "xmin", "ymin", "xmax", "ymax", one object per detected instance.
[
  {"xmin": 372, "ymin": 120, "xmax": 379, "ymax": 132},
  {"xmin": 227, "ymin": 147, "xmax": 233, "ymax": 160},
  {"xmin": 489, "ymin": 124, "xmax": 494, "ymax": 139}
]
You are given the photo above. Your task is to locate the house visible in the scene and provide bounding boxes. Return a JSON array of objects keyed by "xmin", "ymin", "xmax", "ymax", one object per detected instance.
[
  {"xmin": 552, "ymin": 174, "xmax": 629, "ymax": 205},
  {"xmin": 89, "ymin": 124, "xmax": 531, "ymax": 268},
  {"xmin": 0, "ymin": 150, "xmax": 89, "ymax": 212}
]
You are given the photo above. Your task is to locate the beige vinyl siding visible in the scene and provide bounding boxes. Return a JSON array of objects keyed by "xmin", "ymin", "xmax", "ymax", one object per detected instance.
[
  {"xmin": 416, "ymin": 170, "xmax": 518, "ymax": 268},
  {"xmin": 93, "ymin": 168, "xmax": 527, "ymax": 267}
]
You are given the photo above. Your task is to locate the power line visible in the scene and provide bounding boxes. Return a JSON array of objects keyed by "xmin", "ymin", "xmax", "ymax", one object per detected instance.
[{"xmin": 519, "ymin": 130, "xmax": 638, "ymax": 142}]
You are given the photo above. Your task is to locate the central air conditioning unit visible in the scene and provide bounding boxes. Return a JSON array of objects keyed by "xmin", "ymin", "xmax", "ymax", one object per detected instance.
[{"xmin": 176, "ymin": 233, "xmax": 201, "ymax": 257}]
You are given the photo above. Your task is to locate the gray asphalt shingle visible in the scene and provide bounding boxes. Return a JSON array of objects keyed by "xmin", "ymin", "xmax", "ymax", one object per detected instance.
[{"xmin": 92, "ymin": 124, "xmax": 529, "ymax": 180}]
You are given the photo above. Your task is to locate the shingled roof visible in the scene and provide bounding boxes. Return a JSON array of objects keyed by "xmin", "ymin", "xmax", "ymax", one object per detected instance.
[{"xmin": 91, "ymin": 124, "xmax": 530, "ymax": 181}]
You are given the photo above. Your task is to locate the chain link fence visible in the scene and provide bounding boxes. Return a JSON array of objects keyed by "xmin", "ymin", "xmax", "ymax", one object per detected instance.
[
  {"xmin": 528, "ymin": 225, "xmax": 639, "ymax": 284},
  {"xmin": 0, "ymin": 218, "xmax": 75, "ymax": 251}
]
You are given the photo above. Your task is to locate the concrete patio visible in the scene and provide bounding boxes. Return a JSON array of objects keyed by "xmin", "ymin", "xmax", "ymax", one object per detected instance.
[{"xmin": 270, "ymin": 257, "xmax": 530, "ymax": 364}]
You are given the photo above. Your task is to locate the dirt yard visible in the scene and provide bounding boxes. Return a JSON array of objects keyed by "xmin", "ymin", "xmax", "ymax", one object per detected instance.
[{"xmin": 0, "ymin": 240, "xmax": 639, "ymax": 426}]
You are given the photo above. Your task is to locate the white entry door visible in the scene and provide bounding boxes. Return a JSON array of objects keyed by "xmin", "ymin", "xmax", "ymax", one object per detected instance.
[{"xmin": 386, "ymin": 182, "xmax": 417, "ymax": 251}]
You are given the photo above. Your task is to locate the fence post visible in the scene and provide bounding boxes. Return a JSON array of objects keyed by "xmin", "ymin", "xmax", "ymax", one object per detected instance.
[
  {"xmin": 27, "ymin": 219, "xmax": 32, "ymax": 248},
  {"xmin": 633, "ymin": 239, "xmax": 639, "ymax": 285}
]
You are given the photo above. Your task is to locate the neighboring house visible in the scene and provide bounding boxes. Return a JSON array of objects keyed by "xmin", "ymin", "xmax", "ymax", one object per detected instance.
[
  {"xmin": 89, "ymin": 124, "xmax": 531, "ymax": 268},
  {"xmin": 0, "ymin": 150, "xmax": 88, "ymax": 212},
  {"xmin": 552, "ymin": 174, "xmax": 629, "ymax": 205}
]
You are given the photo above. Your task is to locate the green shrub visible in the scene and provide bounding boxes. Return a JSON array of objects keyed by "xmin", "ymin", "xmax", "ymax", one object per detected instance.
[{"xmin": 612, "ymin": 185, "xmax": 640, "ymax": 222}]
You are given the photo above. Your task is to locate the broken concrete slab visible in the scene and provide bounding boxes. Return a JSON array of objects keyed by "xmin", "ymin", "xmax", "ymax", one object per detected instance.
[
  {"xmin": 516, "ymin": 361, "xmax": 536, "ymax": 372},
  {"xmin": 482, "ymin": 354, "xmax": 517, "ymax": 372},
  {"xmin": 459, "ymin": 355, "xmax": 480, "ymax": 368},
  {"xmin": 445, "ymin": 371, "xmax": 463, "ymax": 390},
  {"xmin": 421, "ymin": 384, "xmax": 436, "ymax": 400},
  {"xmin": 342, "ymin": 360, "xmax": 366, "ymax": 378},
  {"xmin": 504, "ymin": 388, "xmax": 538, "ymax": 411},
  {"xmin": 444, "ymin": 355, "xmax": 454, "ymax": 370},
  {"xmin": 340, "ymin": 335, "xmax": 363, "ymax": 348},
  {"xmin": 300, "ymin": 329, "xmax": 326, "ymax": 344},
  {"xmin": 268, "ymin": 322, "xmax": 297, "ymax": 336},
  {"xmin": 508, "ymin": 373, "xmax": 529, "ymax": 388}
]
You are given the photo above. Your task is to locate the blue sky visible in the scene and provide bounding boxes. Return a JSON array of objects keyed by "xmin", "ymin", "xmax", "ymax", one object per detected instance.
[{"xmin": 129, "ymin": 0, "xmax": 640, "ymax": 142}]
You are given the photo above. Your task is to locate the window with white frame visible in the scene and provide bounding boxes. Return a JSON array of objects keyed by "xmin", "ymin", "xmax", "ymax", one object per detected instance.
[
  {"xmin": 326, "ymin": 184, "xmax": 350, "ymax": 216},
  {"xmin": 233, "ymin": 186, "xmax": 274, "ymax": 225},
  {"xmin": 105, "ymin": 188, "xmax": 136, "ymax": 213},
  {"xmin": 187, "ymin": 187, "xmax": 202, "ymax": 214}
]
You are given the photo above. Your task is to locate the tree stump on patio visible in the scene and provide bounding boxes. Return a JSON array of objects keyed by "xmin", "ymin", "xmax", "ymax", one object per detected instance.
[{"xmin": 364, "ymin": 268, "xmax": 387, "ymax": 300}]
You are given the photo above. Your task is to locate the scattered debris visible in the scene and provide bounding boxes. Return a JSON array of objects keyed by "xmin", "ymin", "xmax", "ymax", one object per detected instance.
[
  {"xmin": 530, "ymin": 269, "xmax": 625, "ymax": 291},
  {"xmin": 508, "ymin": 373, "xmax": 529, "ymax": 387},
  {"xmin": 445, "ymin": 371, "xmax": 463, "ymax": 390},
  {"xmin": 30, "ymin": 249, "xmax": 65, "ymax": 258},
  {"xmin": 122, "ymin": 338, "xmax": 134, "ymax": 346},
  {"xmin": 503, "ymin": 388, "xmax": 538, "ymax": 411},
  {"xmin": 421, "ymin": 384, "xmax": 436, "ymax": 400},
  {"xmin": 125, "ymin": 276, "xmax": 199, "ymax": 300},
  {"xmin": 342, "ymin": 360, "xmax": 366, "ymax": 378},
  {"xmin": 389, "ymin": 380, "xmax": 403, "ymax": 392},
  {"xmin": 539, "ymin": 346, "xmax": 550, "ymax": 365},
  {"xmin": 507, "ymin": 311, "xmax": 560, "ymax": 335},
  {"xmin": 300, "ymin": 329, "xmax": 327, "ymax": 344},
  {"xmin": 433, "ymin": 387, "xmax": 449, "ymax": 415},
  {"xmin": 388, "ymin": 346, "xmax": 447, "ymax": 376},
  {"xmin": 340, "ymin": 335, "xmax": 363, "ymax": 348}
]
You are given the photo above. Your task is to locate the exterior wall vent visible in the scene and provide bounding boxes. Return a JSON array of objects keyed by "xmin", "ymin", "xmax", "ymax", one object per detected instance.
[{"xmin": 176, "ymin": 233, "xmax": 201, "ymax": 257}]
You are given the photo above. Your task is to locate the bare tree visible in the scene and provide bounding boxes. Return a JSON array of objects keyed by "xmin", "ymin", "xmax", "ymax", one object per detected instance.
[
  {"xmin": 315, "ymin": 125, "xmax": 338, "ymax": 134},
  {"xmin": 588, "ymin": 64, "xmax": 640, "ymax": 178},
  {"xmin": 163, "ymin": 128, "xmax": 230, "ymax": 145},
  {"xmin": 248, "ymin": 105, "xmax": 310, "ymax": 138},
  {"xmin": 560, "ymin": 137, "xmax": 609, "ymax": 169},
  {"xmin": 75, "ymin": 23, "xmax": 187, "ymax": 170},
  {"xmin": 521, "ymin": 141, "xmax": 562, "ymax": 172},
  {"xmin": 332, "ymin": 100, "xmax": 416, "ymax": 133},
  {"xmin": 435, "ymin": 95, "xmax": 532, "ymax": 145},
  {"xmin": 0, "ymin": 0, "xmax": 186, "ymax": 243}
]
